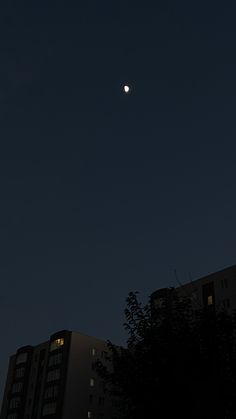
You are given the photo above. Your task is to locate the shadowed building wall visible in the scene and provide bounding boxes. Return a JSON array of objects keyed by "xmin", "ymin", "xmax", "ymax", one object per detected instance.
[
  {"xmin": 0, "ymin": 330, "xmax": 116, "ymax": 419},
  {"xmin": 151, "ymin": 265, "xmax": 236, "ymax": 315}
]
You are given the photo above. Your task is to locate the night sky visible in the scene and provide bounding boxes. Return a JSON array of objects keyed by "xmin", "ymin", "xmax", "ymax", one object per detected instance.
[{"xmin": 1, "ymin": 0, "xmax": 236, "ymax": 404}]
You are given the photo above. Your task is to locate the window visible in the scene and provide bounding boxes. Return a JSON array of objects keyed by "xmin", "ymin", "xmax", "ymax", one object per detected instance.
[
  {"xmin": 47, "ymin": 369, "xmax": 60, "ymax": 382},
  {"xmin": 48, "ymin": 353, "xmax": 62, "ymax": 367},
  {"xmin": 101, "ymin": 351, "xmax": 107, "ymax": 359},
  {"xmin": 91, "ymin": 362, "xmax": 96, "ymax": 371},
  {"xmin": 50, "ymin": 338, "xmax": 64, "ymax": 352},
  {"xmin": 15, "ymin": 368, "xmax": 25, "ymax": 378},
  {"xmin": 90, "ymin": 378, "xmax": 95, "ymax": 387},
  {"xmin": 99, "ymin": 381, "xmax": 106, "ymax": 392},
  {"xmin": 44, "ymin": 386, "xmax": 58, "ymax": 399},
  {"xmin": 91, "ymin": 348, "xmax": 96, "ymax": 356},
  {"xmin": 221, "ymin": 278, "xmax": 228, "ymax": 288},
  {"xmin": 89, "ymin": 394, "xmax": 93, "ymax": 404},
  {"xmin": 207, "ymin": 295, "xmax": 213, "ymax": 306},
  {"xmin": 112, "ymin": 399, "xmax": 120, "ymax": 408},
  {"xmin": 88, "ymin": 411, "xmax": 92, "ymax": 419},
  {"xmin": 42, "ymin": 402, "xmax": 57, "ymax": 416},
  {"xmin": 9, "ymin": 397, "xmax": 21, "ymax": 409},
  {"xmin": 16, "ymin": 353, "xmax": 28, "ymax": 365},
  {"xmin": 7, "ymin": 414, "xmax": 18, "ymax": 419},
  {"xmin": 99, "ymin": 397, "xmax": 105, "ymax": 406},
  {"xmin": 12, "ymin": 382, "xmax": 23, "ymax": 393}
]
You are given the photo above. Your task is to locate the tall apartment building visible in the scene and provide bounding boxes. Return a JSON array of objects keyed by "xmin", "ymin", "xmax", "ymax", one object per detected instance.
[
  {"xmin": 0, "ymin": 330, "xmax": 116, "ymax": 419},
  {"xmin": 151, "ymin": 265, "xmax": 236, "ymax": 314}
]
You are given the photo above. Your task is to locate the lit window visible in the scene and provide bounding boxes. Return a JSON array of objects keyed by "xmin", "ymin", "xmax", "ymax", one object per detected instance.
[
  {"xmin": 16, "ymin": 353, "xmax": 28, "ymax": 365},
  {"xmin": 88, "ymin": 411, "xmax": 92, "ymax": 419},
  {"xmin": 42, "ymin": 402, "xmax": 57, "ymax": 416},
  {"xmin": 50, "ymin": 338, "xmax": 64, "ymax": 352},
  {"xmin": 92, "ymin": 348, "xmax": 96, "ymax": 356},
  {"xmin": 207, "ymin": 295, "xmax": 213, "ymax": 305},
  {"xmin": 90, "ymin": 378, "xmax": 95, "ymax": 387}
]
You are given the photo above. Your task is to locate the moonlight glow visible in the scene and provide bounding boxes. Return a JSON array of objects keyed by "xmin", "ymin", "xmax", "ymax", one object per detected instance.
[{"xmin": 124, "ymin": 85, "xmax": 130, "ymax": 93}]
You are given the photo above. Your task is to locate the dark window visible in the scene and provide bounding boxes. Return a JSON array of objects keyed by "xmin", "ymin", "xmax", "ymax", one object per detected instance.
[
  {"xmin": 16, "ymin": 353, "xmax": 28, "ymax": 365},
  {"xmin": 9, "ymin": 397, "xmax": 21, "ymax": 409},
  {"xmin": 12, "ymin": 382, "xmax": 23, "ymax": 393},
  {"xmin": 101, "ymin": 351, "xmax": 107, "ymax": 359},
  {"xmin": 15, "ymin": 368, "xmax": 25, "ymax": 378},
  {"xmin": 48, "ymin": 353, "xmax": 62, "ymax": 367},
  {"xmin": 47, "ymin": 369, "xmax": 60, "ymax": 382},
  {"xmin": 224, "ymin": 279, "xmax": 228, "ymax": 288},
  {"xmin": 44, "ymin": 386, "xmax": 58, "ymax": 399},
  {"xmin": 42, "ymin": 402, "xmax": 56, "ymax": 416},
  {"xmin": 7, "ymin": 414, "xmax": 18, "ymax": 419}
]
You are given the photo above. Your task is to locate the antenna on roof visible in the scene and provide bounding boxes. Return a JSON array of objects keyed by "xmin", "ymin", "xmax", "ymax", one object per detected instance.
[
  {"xmin": 174, "ymin": 269, "xmax": 184, "ymax": 288},
  {"xmin": 174, "ymin": 269, "xmax": 202, "ymax": 308}
]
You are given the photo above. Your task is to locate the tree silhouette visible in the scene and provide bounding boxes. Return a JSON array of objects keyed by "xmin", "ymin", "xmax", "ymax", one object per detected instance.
[{"xmin": 96, "ymin": 292, "xmax": 236, "ymax": 419}]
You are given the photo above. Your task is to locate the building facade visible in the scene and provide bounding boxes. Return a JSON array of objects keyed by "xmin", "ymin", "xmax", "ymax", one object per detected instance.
[
  {"xmin": 151, "ymin": 265, "xmax": 236, "ymax": 314},
  {"xmin": 0, "ymin": 330, "xmax": 115, "ymax": 419}
]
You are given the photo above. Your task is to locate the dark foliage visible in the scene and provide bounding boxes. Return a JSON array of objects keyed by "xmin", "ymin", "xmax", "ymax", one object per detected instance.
[{"xmin": 96, "ymin": 292, "xmax": 236, "ymax": 419}]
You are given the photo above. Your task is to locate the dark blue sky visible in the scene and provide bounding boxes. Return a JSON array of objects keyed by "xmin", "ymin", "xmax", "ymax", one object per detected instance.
[{"xmin": 1, "ymin": 0, "xmax": 236, "ymax": 404}]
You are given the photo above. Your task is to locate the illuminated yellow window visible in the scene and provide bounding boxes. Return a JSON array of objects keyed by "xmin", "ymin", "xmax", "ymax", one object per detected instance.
[
  {"xmin": 207, "ymin": 295, "xmax": 213, "ymax": 306},
  {"xmin": 50, "ymin": 338, "xmax": 64, "ymax": 352}
]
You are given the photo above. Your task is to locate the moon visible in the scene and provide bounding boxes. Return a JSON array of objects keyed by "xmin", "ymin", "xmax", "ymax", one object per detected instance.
[{"xmin": 123, "ymin": 85, "xmax": 130, "ymax": 93}]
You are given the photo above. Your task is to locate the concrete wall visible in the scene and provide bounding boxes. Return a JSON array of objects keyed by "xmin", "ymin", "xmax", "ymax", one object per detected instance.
[
  {"xmin": 62, "ymin": 332, "xmax": 112, "ymax": 419},
  {"xmin": 177, "ymin": 265, "xmax": 236, "ymax": 313}
]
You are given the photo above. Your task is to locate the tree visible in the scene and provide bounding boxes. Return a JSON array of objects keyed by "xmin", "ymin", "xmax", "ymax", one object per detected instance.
[{"xmin": 96, "ymin": 291, "xmax": 236, "ymax": 419}]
